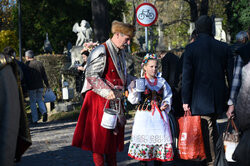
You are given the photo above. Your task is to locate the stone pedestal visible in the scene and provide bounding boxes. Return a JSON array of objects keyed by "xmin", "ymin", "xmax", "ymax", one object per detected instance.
[
  {"xmin": 55, "ymin": 101, "xmax": 74, "ymax": 112},
  {"xmin": 61, "ymin": 69, "xmax": 79, "ymax": 102},
  {"xmin": 214, "ymin": 18, "xmax": 227, "ymax": 42}
]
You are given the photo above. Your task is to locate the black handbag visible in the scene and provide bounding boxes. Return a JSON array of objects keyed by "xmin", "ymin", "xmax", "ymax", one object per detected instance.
[
  {"xmin": 232, "ymin": 129, "xmax": 250, "ymax": 166},
  {"xmin": 168, "ymin": 110, "xmax": 179, "ymax": 158},
  {"xmin": 214, "ymin": 134, "xmax": 229, "ymax": 166}
]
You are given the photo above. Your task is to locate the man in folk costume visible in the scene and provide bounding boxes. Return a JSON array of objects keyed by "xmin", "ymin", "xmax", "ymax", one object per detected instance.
[{"xmin": 72, "ymin": 20, "xmax": 135, "ymax": 166}]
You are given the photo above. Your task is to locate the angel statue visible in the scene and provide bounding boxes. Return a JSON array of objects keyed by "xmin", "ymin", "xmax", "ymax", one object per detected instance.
[{"xmin": 72, "ymin": 20, "xmax": 93, "ymax": 46}]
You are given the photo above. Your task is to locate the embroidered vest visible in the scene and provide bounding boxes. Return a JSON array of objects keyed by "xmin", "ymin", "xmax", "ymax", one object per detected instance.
[
  {"xmin": 137, "ymin": 86, "xmax": 164, "ymax": 111},
  {"xmin": 102, "ymin": 43, "xmax": 123, "ymax": 87}
]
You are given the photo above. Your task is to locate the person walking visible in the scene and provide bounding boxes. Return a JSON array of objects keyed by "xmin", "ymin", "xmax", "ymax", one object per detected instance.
[
  {"xmin": 227, "ymin": 31, "xmax": 249, "ymax": 88},
  {"xmin": 226, "ymin": 27, "xmax": 250, "ymax": 166},
  {"xmin": 226, "ymin": 30, "xmax": 249, "ymax": 119},
  {"xmin": 173, "ymin": 29, "xmax": 198, "ymax": 118},
  {"xmin": 127, "ymin": 53, "xmax": 173, "ymax": 166},
  {"xmin": 24, "ymin": 50, "xmax": 49, "ymax": 124},
  {"xmin": 182, "ymin": 15, "xmax": 232, "ymax": 166},
  {"xmin": 72, "ymin": 20, "xmax": 135, "ymax": 166}
]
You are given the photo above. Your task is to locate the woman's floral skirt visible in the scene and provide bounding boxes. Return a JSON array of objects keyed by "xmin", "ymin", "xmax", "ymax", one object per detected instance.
[{"xmin": 128, "ymin": 143, "xmax": 174, "ymax": 162}]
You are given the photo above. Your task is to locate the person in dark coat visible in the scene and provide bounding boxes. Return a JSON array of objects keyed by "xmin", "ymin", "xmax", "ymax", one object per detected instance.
[
  {"xmin": 24, "ymin": 50, "xmax": 50, "ymax": 123},
  {"xmin": 173, "ymin": 29, "xmax": 198, "ymax": 117},
  {"xmin": 182, "ymin": 15, "xmax": 232, "ymax": 166},
  {"xmin": 160, "ymin": 51, "xmax": 179, "ymax": 117},
  {"xmin": 161, "ymin": 51, "xmax": 179, "ymax": 90},
  {"xmin": 75, "ymin": 49, "xmax": 89, "ymax": 93}
]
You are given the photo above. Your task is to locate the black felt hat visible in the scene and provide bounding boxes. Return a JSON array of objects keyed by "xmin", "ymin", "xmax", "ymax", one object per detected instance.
[{"xmin": 195, "ymin": 15, "xmax": 213, "ymax": 35}]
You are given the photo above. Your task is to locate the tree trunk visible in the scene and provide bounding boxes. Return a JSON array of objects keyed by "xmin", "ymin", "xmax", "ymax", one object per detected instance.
[
  {"xmin": 184, "ymin": 0, "xmax": 209, "ymax": 22},
  {"xmin": 200, "ymin": 0, "xmax": 208, "ymax": 16},
  {"xmin": 91, "ymin": 0, "xmax": 110, "ymax": 43}
]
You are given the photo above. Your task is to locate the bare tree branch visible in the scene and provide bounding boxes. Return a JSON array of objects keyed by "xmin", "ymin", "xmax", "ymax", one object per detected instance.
[
  {"xmin": 162, "ymin": 18, "xmax": 190, "ymax": 27},
  {"xmin": 184, "ymin": 0, "xmax": 198, "ymax": 22}
]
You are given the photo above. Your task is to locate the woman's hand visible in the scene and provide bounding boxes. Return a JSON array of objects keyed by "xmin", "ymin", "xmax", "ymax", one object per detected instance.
[
  {"xmin": 77, "ymin": 66, "xmax": 85, "ymax": 71},
  {"xmin": 226, "ymin": 105, "xmax": 235, "ymax": 119},
  {"xmin": 129, "ymin": 80, "xmax": 136, "ymax": 92},
  {"xmin": 80, "ymin": 48, "xmax": 88, "ymax": 54},
  {"xmin": 160, "ymin": 102, "xmax": 168, "ymax": 111}
]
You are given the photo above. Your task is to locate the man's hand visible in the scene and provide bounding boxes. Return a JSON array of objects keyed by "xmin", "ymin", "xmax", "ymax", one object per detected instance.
[
  {"xmin": 226, "ymin": 105, "xmax": 235, "ymax": 119},
  {"xmin": 183, "ymin": 104, "xmax": 190, "ymax": 112},
  {"xmin": 106, "ymin": 90, "xmax": 116, "ymax": 100},
  {"xmin": 114, "ymin": 90, "xmax": 123, "ymax": 98},
  {"xmin": 160, "ymin": 102, "xmax": 168, "ymax": 111}
]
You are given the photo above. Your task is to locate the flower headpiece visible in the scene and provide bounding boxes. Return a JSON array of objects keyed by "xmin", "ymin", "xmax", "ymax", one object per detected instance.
[
  {"xmin": 81, "ymin": 42, "xmax": 99, "ymax": 54},
  {"xmin": 141, "ymin": 53, "xmax": 157, "ymax": 67}
]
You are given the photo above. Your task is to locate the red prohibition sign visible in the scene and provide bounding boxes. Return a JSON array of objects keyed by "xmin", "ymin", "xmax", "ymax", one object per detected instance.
[{"xmin": 136, "ymin": 3, "xmax": 158, "ymax": 27}]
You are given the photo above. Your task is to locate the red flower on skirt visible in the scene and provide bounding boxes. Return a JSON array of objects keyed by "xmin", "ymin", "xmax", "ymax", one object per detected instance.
[{"xmin": 166, "ymin": 152, "xmax": 171, "ymax": 158}]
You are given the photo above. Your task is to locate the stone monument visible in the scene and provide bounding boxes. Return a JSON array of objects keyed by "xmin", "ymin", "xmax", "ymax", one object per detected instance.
[
  {"xmin": 72, "ymin": 20, "xmax": 93, "ymax": 46},
  {"xmin": 43, "ymin": 33, "xmax": 53, "ymax": 53},
  {"xmin": 70, "ymin": 20, "xmax": 93, "ymax": 68}
]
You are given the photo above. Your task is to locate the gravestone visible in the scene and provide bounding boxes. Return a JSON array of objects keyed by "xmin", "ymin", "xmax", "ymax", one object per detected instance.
[
  {"xmin": 188, "ymin": 18, "xmax": 227, "ymax": 43},
  {"xmin": 214, "ymin": 18, "xmax": 227, "ymax": 42},
  {"xmin": 43, "ymin": 33, "xmax": 53, "ymax": 53}
]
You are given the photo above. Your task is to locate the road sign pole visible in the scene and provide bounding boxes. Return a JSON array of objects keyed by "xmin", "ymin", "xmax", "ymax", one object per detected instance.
[{"xmin": 145, "ymin": 27, "xmax": 148, "ymax": 53}]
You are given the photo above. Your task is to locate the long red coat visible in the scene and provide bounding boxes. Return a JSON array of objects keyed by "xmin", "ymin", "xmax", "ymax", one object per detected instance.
[{"xmin": 72, "ymin": 43, "xmax": 124, "ymax": 154}]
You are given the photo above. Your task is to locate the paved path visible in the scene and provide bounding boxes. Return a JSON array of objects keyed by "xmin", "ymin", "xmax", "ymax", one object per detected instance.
[
  {"xmin": 15, "ymin": 118, "xmax": 237, "ymax": 166},
  {"xmin": 15, "ymin": 119, "xmax": 138, "ymax": 166}
]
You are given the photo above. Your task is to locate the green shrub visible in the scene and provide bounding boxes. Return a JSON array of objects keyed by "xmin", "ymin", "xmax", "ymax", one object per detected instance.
[{"xmin": 0, "ymin": 30, "xmax": 18, "ymax": 54}]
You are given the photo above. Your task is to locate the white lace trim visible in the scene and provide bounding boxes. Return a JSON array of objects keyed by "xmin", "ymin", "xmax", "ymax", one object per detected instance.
[{"xmin": 131, "ymin": 134, "xmax": 172, "ymax": 145}]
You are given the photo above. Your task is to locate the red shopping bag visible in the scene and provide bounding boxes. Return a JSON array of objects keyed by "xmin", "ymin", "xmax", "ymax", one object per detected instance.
[{"xmin": 178, "ymin": 110, "xmax": 206, "ymax": 160}]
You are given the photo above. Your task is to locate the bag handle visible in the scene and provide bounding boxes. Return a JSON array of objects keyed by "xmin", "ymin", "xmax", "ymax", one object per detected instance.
[
  {"xmin": 225, "ymin": 118, "xmax": 238, "ymax": 133},
  {"xmin": 184, "ymin": 110, "xmax": 192, "ymax": 117},
  {"xmin": 103, "ymin": 98, "xmax": 121, "ymax": 114},
  {"xmin": 104, "ymin": 99, "xmax": 109, "ymax": 110}
]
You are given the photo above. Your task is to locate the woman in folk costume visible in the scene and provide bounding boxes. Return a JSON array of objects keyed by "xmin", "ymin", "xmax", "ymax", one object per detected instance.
[
  {"xmin": 72, "ymin": 21, "xmax": 135, "ymax": 166},
  {"xmin": 128, "ymin": 53, "xmax": 174, "ymax": 166}
]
